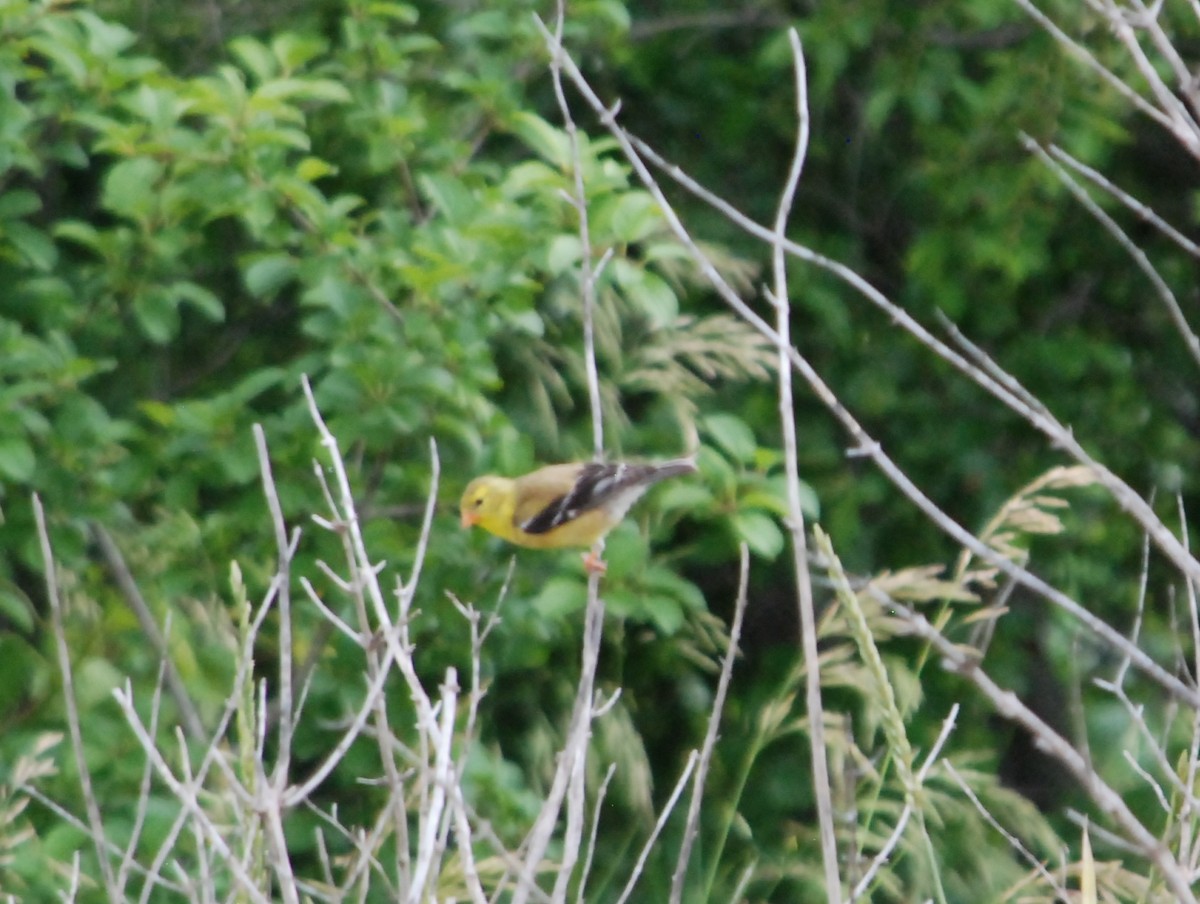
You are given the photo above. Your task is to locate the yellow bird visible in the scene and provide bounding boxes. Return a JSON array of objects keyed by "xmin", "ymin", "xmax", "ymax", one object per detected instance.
[{"xmin": 459, "ymin": 458, "xmax": 697, "ymax": 572}]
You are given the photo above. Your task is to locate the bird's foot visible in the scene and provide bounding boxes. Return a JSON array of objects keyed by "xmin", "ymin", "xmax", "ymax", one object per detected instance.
[{"xmin": 581, "ymin": 550, "xmax": 607, "ymax": 575}]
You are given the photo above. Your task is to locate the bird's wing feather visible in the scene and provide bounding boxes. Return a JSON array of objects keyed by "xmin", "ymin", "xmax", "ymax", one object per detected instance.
[
  {"xmin": 511, "ymin": 464, "xmax": 586, "ymax": 534},
  {"xmin": 517, "ymin": 462, "xmax": 662, "ymax": 535}
]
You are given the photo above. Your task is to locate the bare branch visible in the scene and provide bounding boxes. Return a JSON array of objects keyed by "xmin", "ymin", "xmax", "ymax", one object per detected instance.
[
  {"xmin": 893, "ymin": 602, "xmax": 1196, "ymax": 903},
  {"xmin": 90, "ymin": 524, "xmax": 206, "ymax": 742},
  {"xmin": 36, "ymin": 495, "xmax": 118, "ymax": 899},
  {"xmin": 1022, "ymin": 134, "xmax": 1200, "ymax": 371},
  {"xmin": 671, "ymin": 544, "xmax": 751, "ymax": 903},
  {"xmin": 767, "ymin": 29, "xmax": 842, "ymax": 901},
  {"xmin": 615, "ymin": 751, "xmax": 699, "ymax": 904}
]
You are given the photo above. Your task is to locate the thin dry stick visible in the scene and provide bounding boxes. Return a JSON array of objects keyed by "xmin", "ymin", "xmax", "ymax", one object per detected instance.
[
  {"xmin": 552, "ymin": 720, "xmax": 589, "ymax": 903},
  {"xmin": 1176, "ymin": 495, "xmax": 1200, "ymax": 868},
  {"xmin": 512, "ymin": 590, "xmax": 605, "ymax": 904},
  {"xmin": 171, "ymin": 728, "xmax": 214, "ymax": 899},
  {"xmin": 297, "ymin": 380, "xmax": 447, "ymax": 894},
  {"xmin": 137, "ymin": 564, "xmax": 282, "ymax": 904},
  {"xmin": 254, "ymin": 424, "xmax": 301, "ymax": 787},
  {"xmin": 340, "ymin": 526, "xmax": 413, "ymax": 884},
  {"xmin": 90, "ymin": 524, "xmax": 206, "ymax": 742},
  {"xmin": 35, "ymin": 495, "xmax": 119, "ymax": 899},
  {"xmin": 548, "ymin": 78, "xmax": 1200, "ymax": 707},
  {"xmin": 1092, "ymin": 0, "xmax": 1200, "ymax": 143},
  {"xmin": 409, "ymin": 669, "xmax": 460, "ymax": 903},
  {"xmin": 614, "ymin": 750, "xmax": 700, "ymax": 904},
  {"xmin": 768, "ymin": 29, "xmax": 841, "ymax": 901},
  {"xmin": 892, "ymin": 602, "xmax": 1196, "ymax": 903},
  {"xmin": 1021, "ymin": 134, "xmax": 1200, "ymax": 371},
  {"xmin": 111, "ymin": 680, "xmax": 273, "ymax": 904},
  {"xmin": 575, "ymin": 764, "xmax": 617, "ymax": 904},
  {"xmin": 116, "ymin": 650, "xmax": 167, "ymax": 897},
  {"xmin": 16, "ymin": 781, "xmax": 184, "ymax": 892},
  {"xmin": 1046, "ymin": 142, "xmax": 1200, "ymax": 259},
  {"xmin": 670, "ymin": 543, "xmax": 751, "ymax": 904},
  {"xmin": 1004, "ymin": 0, "xmax": 1197, "ymax": 156},
  {"xmin": 517, "ymin": 7, "xmax": 614, "ymax": 901},
  {"xmin": 629, "ymin": 120, "xmax": 1200, "ymax": 634},
  {"xmin": 852, "ymin": 706, "xmax": 960, "ymax": 901},
  {"xmin": 551, "ymin": 0, "xmax": 605, "ymax": 462},
  {"xmin": 261, "ymin": 790, "xmax": 301, "ymax": 904},
  {"xmin": 942, "ymin": 762, "xmax": 1068, "ymax": 898}
]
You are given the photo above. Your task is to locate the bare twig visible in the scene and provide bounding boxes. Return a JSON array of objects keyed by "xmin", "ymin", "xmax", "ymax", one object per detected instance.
[
  {"xmin": 767, "ymin": 29, "xmax": 841, "ymax": 902},
  {"xmin": 116, "ymin": 650, "xmax": 168, "ymax": 897},
  {"xmin": 1004, "ymin": 0, "xmax": 1200, "ymax": 157},
  {"xmin": 1022, "ymin": 134, "xmax": 1200, "ymax": 371},
  {"xmin": 852, "ymin": 707, "xmax": 960, "ymax": 900},
  {"xmin": 111, "ymin": 679, "xmax": 273, "ymax": 904},
  {"xmin": 515, "ymin": 8, "xmax": 619, "ymax": 903},
  {"xmin": 90, "ymin": 523, "xmax": 206, "ymax": 742},
  {"xmin": 36, "ymin": 495, "xmax": 118, "ymax": 899},
  {"xmin": 575, "ymin": 764, "xmax": 617, "ymax": 904},
  {"xmin": 671, "ymin": 544, "xmax": 751, "ymax": 903},
  {"xmin": 549, "ymin": 0, "xmax": 606, "ymax": 461},
  {"xmin": 513, "ymin": 578, "xmax": 605, "ymax": 904},
  {"xmin": 943, "ymin": 762, "xmax": 1068, "ymax": 897},
  {"xmin": 1046, "ymin": 141, "xmax": 1200, "ymax": 259},
  {"xmin": 615, "ymin": 751, "xmax": 700, "ymax": 904},
  {"xmin": 254, "ymin": 424, "xmax": 301, "ymax": 791},
  {"xmin": 892, "ymin": 601, "xmax": 1196, "ymax": 903}
]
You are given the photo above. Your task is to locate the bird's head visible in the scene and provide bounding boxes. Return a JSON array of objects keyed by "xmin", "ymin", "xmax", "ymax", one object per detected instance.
[{"xmin": 459, "ymin": 475, "xmax": 511, "ymax": 529}]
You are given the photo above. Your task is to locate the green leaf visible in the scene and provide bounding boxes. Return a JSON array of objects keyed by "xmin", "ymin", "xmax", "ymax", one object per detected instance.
[
  {"xmin": 503, "ymin": 160, "xmax": 566, "ymax": 197},
  {"xmin": 640, "ymin": 594, "xmax": 686, "ymax": 634},
  {"xmin": 642, "ymin": 566, "xmax": 706, "ymax": 614},
  {"xmin": 733, "ymin": 511, "xmax": 784, "ymax": 559},
  {"xmin": 702, "ymin": 414, "xmax": 757, "ymax": 464},
  {"xmin": 609, "ymin": 192, "xmax": 662, "ymax": 244},
  {"xmin": 611, "ymin": 259, "xmax": 678, "ymax": 328},
  {"xmin": 255, "ymin": 77, "xmax": 351, "ymax": 104},
  {"xmin": 271, "ymin": 32, "xmax": 329, "ymax": 71},
  {"xmin": 243, "ymin": 254, "xmax": 298, "ymax": 298},
  {"xmin": 5, "ymin": 221, "xmax": 57, "ymax": 271},
  {"xmin": 602, "ymin": 523, "xmax": 648, "ymax": 578},
  {"xmin": 75, "ymin": 657, "xmax": 123, "ymax": 711},
  {"xmin": 509, "ymin": 112, "xmax": 569, "ymax": 168},
  {"xmin": 532, "ymin": 575, "xmax": 588, "ymax": 620},
  {"xmin": 230, "ymin": 36, "xmax": 277, "ymax": 82},
  {"xmin": 132, "ymin": 289, "xmax": 180, "ymax": 343},
  {"xmin": 546, "ymin": 234, "xmax": 582, "ymax": 275},
  {"xmin": 53, "ymin": 220, "xmax": 104, "ymax": 254},
  {"xmin": 0, "ymin": 436, "xmax": 36, "ymax": 482},
  {"xmin": 169, "ymin": 282, "xmax": 225, "ymax": 321},
  {"xmin": 629, "ymin": 270, "xmax": 677, "ymax": 328},
  {"xmin": 0, "ymin": 189, "xmax": 42, "ymax": 219},
  {"xmin": 297, "ymin": 157, "xmax": 337, "ymax": 182},
  {"xmin": 77, "ymin": 11, "xmax": 137, "ymax": 57},
  {"xmin": 420, "ymin": 174, "xmax": 479, "ymax": 225},
  {"xmin": 604, "ymin": 586, "xmax": 648, "ymax": 621},
  {"xmin": 655, "ymin": 481, "xmax": 716, "ymax": 515},
  {"xmin": 102, "ymin": 158, "xmax": 164, "ymax": 221}
]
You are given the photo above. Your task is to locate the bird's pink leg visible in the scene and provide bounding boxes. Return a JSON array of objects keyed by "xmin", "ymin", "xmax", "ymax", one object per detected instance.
[{"xmin": 581, "ymin": 550, "xmax": 607, "ymax": 575}]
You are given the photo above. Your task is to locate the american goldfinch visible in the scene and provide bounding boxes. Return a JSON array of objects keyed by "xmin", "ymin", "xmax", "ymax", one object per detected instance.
[{"xmin": 460, "ymin": 458, "xmax": 697, "ymax": 572}]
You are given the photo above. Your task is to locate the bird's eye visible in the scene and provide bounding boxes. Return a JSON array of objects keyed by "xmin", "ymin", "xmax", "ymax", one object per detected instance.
[{"xmin": 471, "ymin": 495, "xmax": 484, "ymax": 508}]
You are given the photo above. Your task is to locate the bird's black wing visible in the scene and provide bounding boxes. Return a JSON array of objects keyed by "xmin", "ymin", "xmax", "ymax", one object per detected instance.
[{"xmin": 520, "ymin": 462, "xmax": 640, "ymax": 535}]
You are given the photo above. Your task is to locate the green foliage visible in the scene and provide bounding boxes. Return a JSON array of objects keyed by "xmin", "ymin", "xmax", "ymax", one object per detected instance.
[
  {"xmin": 4, "ymin": 0, "xmax": 1199, "ymax": 899},
  {"xmin": 0, "ymin": 0, "xmax": 798, "ymax": 896}
]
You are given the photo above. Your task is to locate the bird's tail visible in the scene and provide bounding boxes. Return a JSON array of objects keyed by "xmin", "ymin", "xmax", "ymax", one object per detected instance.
[{"xmin": 650, "ymin": 456, "xmax": 698, "ymax": 482}]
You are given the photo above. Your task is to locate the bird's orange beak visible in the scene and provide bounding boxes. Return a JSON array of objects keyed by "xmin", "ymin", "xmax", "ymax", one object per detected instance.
[{"xmin": 461, "ymin": 510, "xmax": 479, "ymax": 529}]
